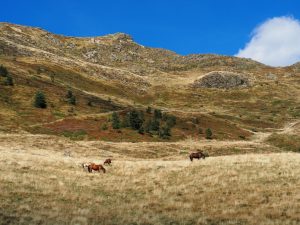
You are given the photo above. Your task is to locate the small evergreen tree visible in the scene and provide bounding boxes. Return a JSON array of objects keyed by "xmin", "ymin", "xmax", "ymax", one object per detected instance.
[
  {"xmin": 138, "ymin": 126, "xmax": 144, "ymax": 134},
  {"xmin": 150, "ymin": 119, "xmax": 160, "ymax": 132},
  {"xmin": 154, "ymin": 109, "xmax": 162, "ymax": 120},
  {"xmin": 66, "ymin": 90, "xmax": 76, "ymax": 105},
  {"xmin": 146, "ymin": 106, "xmax": 152, "ymax": 114},
  {"xmin": 112, "ymin": 112, "xmax": 120, "ymax": 129},
  {"xmin": 205, "ymin": 128, "xmax": 213, "ymax": 139},
  {"xmin": 66, "ymin": 90, "xmax": 73, "ymax": 99},
  {"xmin": 5, "ymin": 75, "xmax": 14, "ymax": 86},
  {"xmin": 68, "ymin": 95, "xmax": 76, "ymax": 105},
  {"xmin": 0, "ymin": 65, "xmax": 8, "ymax": 77},
  {"xmin": 159, "ymin": 125, "xmax": 171, "ymax": 139},
  {"xmin": 129, "ymin": 110, "xmax": 143, "ymax": 130},
  {"xmin": 145, "ymin": 119, "xmax": 152, "ymax": 133},
  {"xmin": 34, "ymin": 91, "xmax": 47, "ymax": 108}
]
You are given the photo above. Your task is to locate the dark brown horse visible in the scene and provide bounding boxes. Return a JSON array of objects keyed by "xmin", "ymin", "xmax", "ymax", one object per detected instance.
[
  {"xmin": 104, "ymin": 158, "xmax": 112, "ymax": 166},
  {"xmin": 189, "ymin": 151, "xmax": 207, "ymax": 161},
  {"xmin": 88, "ymin": 163, "xmax": 106, "ymax": 173}
]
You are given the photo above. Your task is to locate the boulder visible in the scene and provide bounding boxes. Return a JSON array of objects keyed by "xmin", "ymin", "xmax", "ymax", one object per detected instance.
[{"xmin": 192, "ymin": 71, "xmax": 251, "ymax": 89}]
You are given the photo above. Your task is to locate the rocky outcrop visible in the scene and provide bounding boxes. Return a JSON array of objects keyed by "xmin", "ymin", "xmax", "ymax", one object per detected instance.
[{"xmin": 192, "ymin": 71, "xmax": 251, "ymax": 89}]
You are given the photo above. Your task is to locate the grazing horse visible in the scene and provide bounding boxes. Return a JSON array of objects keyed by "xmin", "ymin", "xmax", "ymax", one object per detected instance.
[
  {"xmin": 104, "ymin": 158, "xmax": 112, "ymax": 166},
  {"xmin": 189, "ymin": 151, "xmax": 207, "ymax": 161},
  {"xmin": 88, "ymin": 163, "xmax": 106, "ymax": 173}
]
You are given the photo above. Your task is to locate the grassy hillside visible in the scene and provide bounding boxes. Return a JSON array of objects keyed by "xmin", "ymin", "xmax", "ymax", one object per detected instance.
[{"xmin": 0, "ymin": 22, "xmax": 300, "ymax": 142}]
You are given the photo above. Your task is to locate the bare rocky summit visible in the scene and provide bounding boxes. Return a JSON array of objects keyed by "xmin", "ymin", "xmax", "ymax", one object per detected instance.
[{"xmin": 192, "ymin": 71, "xmax": 251, "ymax": 89}]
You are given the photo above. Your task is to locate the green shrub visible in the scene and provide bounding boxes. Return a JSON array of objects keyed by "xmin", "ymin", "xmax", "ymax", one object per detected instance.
[
  {"xmin": 112, "ymin": 112, "xmax": 120, "ymax": 129},
  {"xmin": 4, "ymin": 76, "xmax": 14, "ymax": 86},
  {"xmin": 68, "ymin": 95, "xmax": 76, "ymax": 105},
  {"xmin": 34, "ymin": 91, "xmax": 47, "ymax": 108},
  {"xmin": 146, "ymin": 106, "xmax": 152, "ymax": 114},
  {"xmin": 159, "ymin": 125, "xmax": 171, "ymax": 139},
  {"xmin": 267, "ymin": 133, "xmax": 300, "ymax": 152},
  {"xmin": 0, "ymin": 65, "xmax": 8, "ymax": 77},
  {"xmin": 154, "ymin": 109, "xmax": 162, "ymax": 120},
  {"xmin": 205, "ymin": 128, "xmax": 213, "ymax": 139},
  {"xmin": 129, "ymin": 110, "xmax": 143, "ymax": 130}
]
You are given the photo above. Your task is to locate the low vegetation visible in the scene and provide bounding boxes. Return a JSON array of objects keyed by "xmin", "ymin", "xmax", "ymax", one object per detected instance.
[{"xmin": 267, "ymin": 133, "xmax": 300, "ymax": 152}]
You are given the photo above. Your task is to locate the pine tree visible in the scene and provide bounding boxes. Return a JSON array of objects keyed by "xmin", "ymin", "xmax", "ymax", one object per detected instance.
[
  {"xmin": 150, "ymin": 119, "xmax": 160, "ymax": 132},
  {"xmin": 159, "ymin": 125, "xmax": 171, "ymax": 139},
  {"xmin": 112, "ymin": 112, "xmax": 120, "ymax": 129},
  {"xmin": 34, "ymin": 91, "xmax": 47, "ymax": 108},
  {"xmin": 154, "ymin": 109, "xmax": 162, "ymax": 120},
  {"xmin": 129, "ymin": 110, "xmax": 143, "ymax": 130},
  {"xmin": 205, "ymin": 128, "xmax": 213, "ymax": 139},
  {"xmin": 138, "ymin": 126, "xmax": 144, "ymax": 134},
  {"xmin": 0, "ymin": 65, "xmax": 8, "ymax": 77},
  {"xmin": 5, "ymin": 76, "xmax": 14, "ymax": 86},
  {"xmin": 69, "ymin": 95, "xmax": 76, "ymax": 105},
  {"xmin": 146, "ymin": 106, "xmax": 152, "ymax": 114},
  {"xmin": 145, "ymin": 119, "xmax": 152, "ymax": 133},
  {"xmin": 66, "ymin": 90, "xmax": 73, "ymax": 99}
]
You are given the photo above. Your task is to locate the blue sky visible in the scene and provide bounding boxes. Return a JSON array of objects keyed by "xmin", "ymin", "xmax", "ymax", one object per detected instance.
[{"xmin": 1, "ymin": 0, "xmax": 300, "ymax": 64}]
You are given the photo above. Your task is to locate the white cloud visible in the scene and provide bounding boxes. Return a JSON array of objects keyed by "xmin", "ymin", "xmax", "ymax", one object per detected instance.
[{"xmin": 236, "ymin": 16, "xmax": 300, "ymax": 67}]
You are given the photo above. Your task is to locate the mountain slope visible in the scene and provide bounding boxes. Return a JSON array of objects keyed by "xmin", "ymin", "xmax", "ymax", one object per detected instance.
[{"xmin": 0, "ymin": 22, "xmax": 299, "ymax": 141}]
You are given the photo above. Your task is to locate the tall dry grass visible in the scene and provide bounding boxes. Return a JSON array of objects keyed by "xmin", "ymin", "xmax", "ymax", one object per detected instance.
[{"xmin": 0, "ymin": 134, "xmax": 299, "ymax": 224}]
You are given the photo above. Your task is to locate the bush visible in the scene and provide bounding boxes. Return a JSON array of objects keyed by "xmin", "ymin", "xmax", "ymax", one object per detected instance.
[
  {"xmin": 129, "ymin": 110, "xmax": 143, "ymax": 130},
  {"xmin": 112, "ymin": 112, "xmax": 120, "ymax": 129},
  {"xmin": 205, "ymin": 128, "xmax": 213, "ymax": 139},
  {"xmin": 159, "ymin": 125, "xmax": 171, "ymax": 139},
  {"xmin": 66, "ymin": 90, "xmax": 76, "ymax": 105},
  {"xmin": 4, "ymin": 76, "xmax": 14, "ymax": 86},
  {"xmin": 0, "ymin": 65, "xmax": 8, "ymax": 77},
  {"xmin": 34, "ymin": 91, "xmax": 47, "ymax": 108},
  {"xmin": 68, "ymin": 96, "xmax": 76, "ymax": 105},
  {"xmin": 146, "ymin": 106, "xmax": 152, "ymax": 114},
  {"xmin": 144, "ymin": 119, "xmax": 152, "ymax": 133},
  {"xmin": 154, "ymin": 109, "xmax": 162, "ymax": 120},
  {"xmin": 150, "ymin": 119, "xmax": 160, "ymax": 131},
  {"xmin": 138, "ymin": 126, "xmax": 144, "ymax": 134},
  {"xmin": 66, "ymin": 90, "xmax": 73, "ymax": 99}
]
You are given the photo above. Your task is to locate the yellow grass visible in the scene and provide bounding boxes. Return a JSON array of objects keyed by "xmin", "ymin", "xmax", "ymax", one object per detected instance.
[{"xmin": 0, "ymin": 133, "xmax": 300, "ymax": 225}]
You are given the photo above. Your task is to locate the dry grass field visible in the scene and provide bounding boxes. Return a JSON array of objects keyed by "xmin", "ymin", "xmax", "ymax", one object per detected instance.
[{"xmin": 0, "ymin": 132, "xmax": 300, "ymax": 225}]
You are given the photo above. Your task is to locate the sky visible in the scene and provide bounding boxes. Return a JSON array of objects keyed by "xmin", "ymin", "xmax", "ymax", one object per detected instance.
[{"xmin": 1, "ymin": 0, "xmax": 300, "ymax": 66}]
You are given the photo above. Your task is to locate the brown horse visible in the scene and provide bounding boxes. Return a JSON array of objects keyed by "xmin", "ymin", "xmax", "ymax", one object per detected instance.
[
  {"xmin": 104, "ymin": 158, "xmax": 112, "ymax": 166},
  {"xmin": 189, "ymin": 151, "xmax": 207, "ymax": 161},
  {"xmin": 88, "ymin": 163, "xmax": 106, "ymax": 173}
]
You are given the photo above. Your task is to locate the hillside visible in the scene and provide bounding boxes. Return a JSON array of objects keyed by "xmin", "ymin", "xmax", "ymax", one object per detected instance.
[{"xmin": 0, "ymin": 22, "xmax": 299, "ymax": 142}]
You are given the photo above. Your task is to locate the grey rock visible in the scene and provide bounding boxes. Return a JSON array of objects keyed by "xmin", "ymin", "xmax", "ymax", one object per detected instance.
[{"xmin": 192, "ymin": 71, "xmax": 251, "ymax": 89}]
